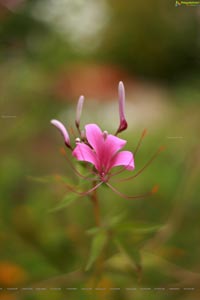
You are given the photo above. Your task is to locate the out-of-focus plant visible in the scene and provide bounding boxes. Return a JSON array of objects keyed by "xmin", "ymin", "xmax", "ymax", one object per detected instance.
[
  {"xmin": 97, "ymin": 0, "xmax": 199, "ymax": 79},
  {"xmin": 50, "ymin": 82, "xmax": 163, "ymax": 278}
]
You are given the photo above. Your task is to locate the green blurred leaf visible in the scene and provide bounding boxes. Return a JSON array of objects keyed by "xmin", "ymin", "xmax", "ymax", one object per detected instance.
[
  {"xmin": 48, "ymin": 193, "xmax": 78, "ymax": 213},
  {"xmin": 105, "ymin": 212, "xmax": 127, "ymax": 228},
  {"xmin": 86, "ymin": 226, "xmax": 102, "ymax": 236},
  {"xmin": 27, "ymin": 175, "xmax": 56, "ymax": 183},
  {"xmin": 113, "ymin": 222, "xmax": 163, "ymax": 269},
  {"xmin": 75, "ymin": 162, "xmax": 91, "ymax": 176},
  {"xmin": 115, "ymin": 237, "xmax": 142, "ymax": 270},
  {"xmin": 115, "ymin": 222, "xmax": 162, "ymax": 235},
  {"xmin": 85, "ymin": 231, "xmax": 107, "ymax": 271},
  {"xmin": 27, "ymin": 174, "xmax": 74, "ymax": 185}
]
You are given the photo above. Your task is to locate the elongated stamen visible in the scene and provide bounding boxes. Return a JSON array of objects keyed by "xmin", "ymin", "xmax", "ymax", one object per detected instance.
[
  {"xmin": 51, "ymin": 119, "xmax": 72, "ymax": 149},
  {"xmin": 134, "ymin": 128, "xmax": 147, "ymax": 157},
  {"xmin": 108, "ymin": 156, "xmax": 134, "ymax": 179},
  {"xmin": 115, "ymin": 146, "xmax": 165, "ymax": 182},
  {"xmin": 75, "ymin": 95, "xmax": 84, "ymax": 134},
  {"xmin": 106, "ymin": 182, "xmax": 158, "ymax": 200},
  {"xmin": 60, "ymin": 148, "xmax": 97, "ymax": 181},
  {"xmin": 65, "ymin": 181, "xmax": 103, "ymax": 196},
  {"xmin": 69, "ymin": 126, "xmax": 77, "ymax": 140},
  {"xmin": 116, "ymin": 81, "xmax": 128, "ymax": 135}
]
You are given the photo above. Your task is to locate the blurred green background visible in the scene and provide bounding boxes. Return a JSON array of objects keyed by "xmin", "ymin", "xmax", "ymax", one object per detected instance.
[{"xmin": 0, "ymin": 0, "xmax": 200, "ymax": 299}]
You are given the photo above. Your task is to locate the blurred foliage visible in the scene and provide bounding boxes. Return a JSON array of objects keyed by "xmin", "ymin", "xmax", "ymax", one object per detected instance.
[
  {"xmin": 0, "ymin": 0, "xmax": 199, "ymax": 79},
  {"xmin": 0, "ymin": 0, "xmax": 78, "ymax": 71},
  {"xmin": 98, "ymin": 0, "xmax": 200, "ymax": 79}
]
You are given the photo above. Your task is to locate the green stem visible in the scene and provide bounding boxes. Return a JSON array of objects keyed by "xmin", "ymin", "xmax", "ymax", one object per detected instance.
[{"xmin": 90, "ymin": 182, "xmax": 101, "ymax": 227}]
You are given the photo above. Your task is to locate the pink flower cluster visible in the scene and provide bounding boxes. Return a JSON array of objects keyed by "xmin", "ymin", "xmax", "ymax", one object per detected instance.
[
  {"xmin": 51, "ymin": 82, "xmax": 159, "ymax": 198},
  {"xmin": 51, "ymin": 81, "xmax": 133, "ymax": 175}
]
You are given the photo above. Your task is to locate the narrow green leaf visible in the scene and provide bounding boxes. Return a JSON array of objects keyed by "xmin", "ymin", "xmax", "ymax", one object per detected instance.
[
  {"xmin": 86, "ymin": 227, "xmax": 102, "ymax": 236},
  {"xmin": 115, "ymin": 223, "xmax": 162, "ymax": 253},
  {"xmin": 115, "ymin": 237, "xmax": 142, "ymax": 269},
  {"xmin": 116, "ymin": 222, "xmax": 162, "ymax": 235},
  {"xmin": 27, "ymin": 174, "xmax": 74, "ymax": 185},
  {"xmin": 48, "ymin": 193, "xmax": 78, "ymax": 213},
  {"xmin": 27, "ymin": 175, "xmax": 55, "ymax": 183},
  {"xmin": 85, "ymin": 231, "xmax": 107, "ymax": 271},
  {"xmin": 105, "ymin": 212, "xmax": 127, "ymax": 228},
  {"xmin": 132, "ymin": 225, "xmax": 162, "ymax": 234}
]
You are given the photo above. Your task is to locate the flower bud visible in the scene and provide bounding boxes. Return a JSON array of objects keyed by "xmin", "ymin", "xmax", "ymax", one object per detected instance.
[
  {"xmin": 116, "ymin": 81, "xmax": 128, "ymax": 134},
  {"xmin": 51, "ymin": 119, "xmax": 71, "ymax": 148},
  {"xmin": 75, "ymin": 95, "xmax": 84, "ymax": 130}
]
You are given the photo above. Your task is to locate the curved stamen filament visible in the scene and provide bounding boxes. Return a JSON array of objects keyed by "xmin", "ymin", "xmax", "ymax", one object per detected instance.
[
  {"xmin": 108, "ymin": 157, "xmax": 134, "ymax": 179},
  {"xmin": 106, "ymin": 182, "xmax": 158, "ymax": 200},
  {"xmin": 134, "ymin": 128, "xmax": 147, "ymax": 157},
  {"xmin": 60, "ymin": 148, "xmax": 97, "ymax": 181},
  {"xmin": 114, "ymin": 146, "xmax": 165, "ymax": 183},
  {"xmin": 64, "ymin": 181, "xmax": 103, "ymax": 196},
  {"xmin": 107, "ymin": 129, "xmax": 147, "ymax": 180}
]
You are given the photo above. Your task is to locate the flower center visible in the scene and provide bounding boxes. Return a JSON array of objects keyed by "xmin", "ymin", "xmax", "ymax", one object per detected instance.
[{"xmin": 100, "ymin": 171, "xmax": 108, "ymax": 182}]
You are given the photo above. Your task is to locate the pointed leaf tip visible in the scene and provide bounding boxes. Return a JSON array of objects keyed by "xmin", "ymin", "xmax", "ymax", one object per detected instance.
[
  {"xmin": 48, "ymin": 193, "xmax": 78, "ymax": 213},
  {"xmin": 85, "ymin": 231, "xmax": 107, "ymax": 271}
]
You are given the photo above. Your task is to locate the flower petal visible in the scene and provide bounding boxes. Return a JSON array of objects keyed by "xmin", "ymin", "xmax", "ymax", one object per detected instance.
[
  {"xmin": 85, "ymin": 123, "xmax": 126, "ymax": 155},
  {"xmin": 105, "ymin": 134, "xmax": 127, "ymax": 154},
  {"xmin": 110, "ymin": 151, "xmax": 134, "ymax": 171},
  {"xmin": 102, "ymin": 134, "xmax": 127, "ymax": 172},
  {"xmin": 85, "ymin": 124, "xmax": 103, "ymax": 154},
  {"xmin": 72, "ymin": 142, "xmax": 99, "ymax": 170},
  {"xmin": 85, "ymin": 124, "xmax": 127, "ymax": 173}
]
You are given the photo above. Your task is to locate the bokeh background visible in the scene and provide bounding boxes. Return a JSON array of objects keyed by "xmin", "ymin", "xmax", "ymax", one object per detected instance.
[{"xmin": 0, "ymin": 0, "xmax": 200, "ymax": 299}]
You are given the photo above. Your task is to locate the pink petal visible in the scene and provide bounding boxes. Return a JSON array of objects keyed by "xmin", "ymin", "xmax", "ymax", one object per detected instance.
[
  {"xmin": 85, "ymin": 123, "xmax": 128, "ymax": 173},
  {"xmin": 85, "ymin": 124, "xmax": 103, "ymax": 154},
  {"xmin": 51, "ymin": 119, "xmax": 71, "ymax": 147},
  {"xmin": 72, "ymin": 142, "xmax": 99, "ymax": 170},
  {"xmin": 110, "ymin": 151, "xmax": 134, "ymax": 171},
  {"xmin": 102, "ymin": 134, "xmax": 127, "ymax": 171},
  {"xmin": 85, "ymin": 124, "xmax": 126, "ymax": 156},
  {"xmin": 104, "ymin": 134, "xmax": 127, "ymax": 154}
]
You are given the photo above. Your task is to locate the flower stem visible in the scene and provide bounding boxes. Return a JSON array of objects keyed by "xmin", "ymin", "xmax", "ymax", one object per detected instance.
[{"xmin": 90, "ymin": 182, "xmax": 100, "ymax": 227}]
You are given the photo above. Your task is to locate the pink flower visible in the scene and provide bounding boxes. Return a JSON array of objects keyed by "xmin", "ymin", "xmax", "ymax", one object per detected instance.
[
  {"xmin": 73, "ymin": 124, "xmax": 134, "ymax": 182},
  {"xmin": 51, "ymin": 82, "xmax": 160, "ymax": 199}
]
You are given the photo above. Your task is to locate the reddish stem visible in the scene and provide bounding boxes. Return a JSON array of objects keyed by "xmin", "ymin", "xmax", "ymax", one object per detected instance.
[{"xmin": 90, "ymin": 182, "xmax": 101, "ymax": 227}]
